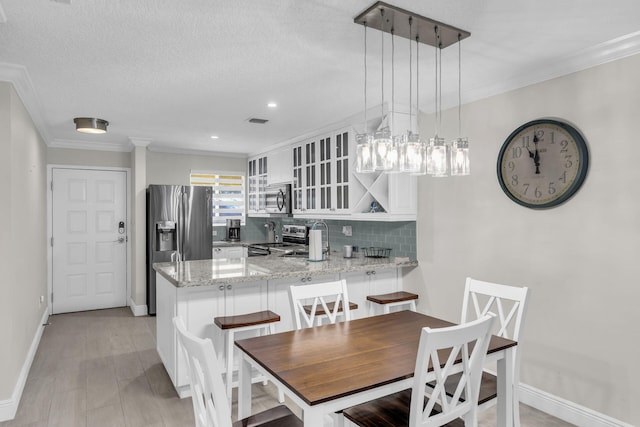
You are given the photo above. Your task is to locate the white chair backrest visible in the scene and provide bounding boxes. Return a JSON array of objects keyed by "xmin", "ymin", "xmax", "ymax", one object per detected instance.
[
  {"xmin": 461, "ymin": 277, "xmax": 529, "ymax": 342},
  {"xmin": 289, "ymin": 279, "xmax": 351, "ymax": 329},
  {"xmin": 173, "ymin": 316, "xmax": 232, "ymax": 427},
  {"xmin": 410, "ymin": 314, "xmax": 496, "ymax": 427}
]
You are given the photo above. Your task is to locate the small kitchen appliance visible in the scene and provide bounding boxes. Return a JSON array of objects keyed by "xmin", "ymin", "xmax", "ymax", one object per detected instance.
[{"xmin": 226, "ymin": 219, "xmax": 241, "ymax": 242}]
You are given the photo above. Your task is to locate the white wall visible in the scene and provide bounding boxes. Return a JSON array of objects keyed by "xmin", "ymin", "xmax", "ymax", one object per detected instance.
[
  {"xmin": 407, "ymin": 53, "xmax": 640, "ymax": 424},
  {"xmin": 0, "ymin": 83, "xmax": 47, "ymax": 400},
  {"xmin": 146, "ymin": 150, "xmax": 246, "ymax": 185},
  {"xmin": 47, "ymin": 147, "xmax": 131, "ymax": 168}
]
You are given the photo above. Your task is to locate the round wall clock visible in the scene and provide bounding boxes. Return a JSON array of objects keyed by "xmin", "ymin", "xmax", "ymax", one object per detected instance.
[{"xmin": 497, "ymin": 118, "xmax": 589, "ymax": 209}]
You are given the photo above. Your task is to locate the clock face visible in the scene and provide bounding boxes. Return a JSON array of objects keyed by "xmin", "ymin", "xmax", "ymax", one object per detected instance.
[{"xmin": 497, "ymin": 119, "xmax": 589, "ymax": 209}]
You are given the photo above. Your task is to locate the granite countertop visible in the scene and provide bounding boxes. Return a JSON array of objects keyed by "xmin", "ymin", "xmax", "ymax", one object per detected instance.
[{"xmin": 153, "ymin": 252, "xmax": 418, "ymax": 288}]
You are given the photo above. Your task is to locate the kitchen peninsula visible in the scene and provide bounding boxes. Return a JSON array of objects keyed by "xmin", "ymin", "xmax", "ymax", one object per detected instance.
[{"xmin": 154, "ymin": 253, "xmax": 418, "ymax": 397}]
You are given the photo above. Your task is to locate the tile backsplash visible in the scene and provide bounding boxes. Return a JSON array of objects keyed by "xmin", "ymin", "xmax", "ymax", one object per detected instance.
[{"xmin": 228, "ymin": 217, "xmax": 416, "ymax": 259}]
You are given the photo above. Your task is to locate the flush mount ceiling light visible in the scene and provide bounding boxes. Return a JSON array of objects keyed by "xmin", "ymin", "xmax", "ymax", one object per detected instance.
[
  {"xmin": 74, "ymin": 117, "xmax": 109, "ymax": 134},
  {"xmin": 354, "ymin": 1, "xmax": 470, "ymax": 176}
]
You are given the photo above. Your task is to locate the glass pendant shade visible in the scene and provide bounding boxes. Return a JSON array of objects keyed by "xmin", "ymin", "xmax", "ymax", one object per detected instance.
[
  {"xmin": 402, "ymin": 132, "xmax": 423, "ymax": 174},
  {"xmin": 385, "ymin": 134, "xmax": 403, "ymax": 174},
  {"xmin": 450, "ymin": 137, "xmax": 470, "ymax": 176},
  {"xmin": 355, "ymin": 133, "xmax": 376, "ymax": 173},
  {"xmin": 373, "ymin": 127, "xmax": 393, "ymax": 171},
  {"xmin": 427, "ymin": 136, "xmax": 449, "ymax": 177}
]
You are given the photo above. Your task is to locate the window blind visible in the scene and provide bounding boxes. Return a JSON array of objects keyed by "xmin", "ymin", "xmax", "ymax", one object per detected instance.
[{"xmin": 190, "ymin": 171, "xmax": 245, "ymax": 226}]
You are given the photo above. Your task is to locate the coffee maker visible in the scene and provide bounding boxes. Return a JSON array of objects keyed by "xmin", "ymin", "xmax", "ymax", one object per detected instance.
[{"xmin": 226, "ymin": 219, "xmax": 241, "ymax": 242}]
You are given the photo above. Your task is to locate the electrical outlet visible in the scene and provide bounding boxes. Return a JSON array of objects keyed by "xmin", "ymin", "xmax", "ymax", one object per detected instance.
[
  {"xmin": 342, "ymin": 225, "xmax": 352, "ymax": 236},
  {"xmin": 40, "ymin": 295, "xmax": 44, "ymax": 304},
  {"xmin": 212, "ymin": 230, "xmax": 217, "ymax": 236}
]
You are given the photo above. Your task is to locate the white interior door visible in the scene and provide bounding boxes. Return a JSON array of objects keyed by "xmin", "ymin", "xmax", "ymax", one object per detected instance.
[{"xmin": 51, "ymin": 168, "xmax": 127, "ymax": 314}]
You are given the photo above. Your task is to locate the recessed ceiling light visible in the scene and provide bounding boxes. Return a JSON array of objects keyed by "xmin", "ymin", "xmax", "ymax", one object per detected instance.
[
  {"xmin": 267, "ymin": 102, "xmax": 277, "ymax": 108},
  {"xmin": 210, "ymin": 135, "xmax": 219, "ymax": 139}
]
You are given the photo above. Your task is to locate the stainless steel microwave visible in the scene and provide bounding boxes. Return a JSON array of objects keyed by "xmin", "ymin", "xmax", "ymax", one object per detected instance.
[{"xmin": 264, "ymin": 183, "xmax": 292, "ymax": 215}]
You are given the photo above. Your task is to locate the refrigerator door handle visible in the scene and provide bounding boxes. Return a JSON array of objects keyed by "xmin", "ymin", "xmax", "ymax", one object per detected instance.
[{"xmin": 176, "ymin": 187, "xmax": 183, "ymax": 262}]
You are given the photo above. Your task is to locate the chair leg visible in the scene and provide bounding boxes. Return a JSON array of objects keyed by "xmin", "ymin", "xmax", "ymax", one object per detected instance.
[
  {"xmin": 225, "ymin": 329, "xmax": 234, "ymax": 406},
  {"xmin": 513, "ymin": 385, "xmax": 521, "ymax": 427}
]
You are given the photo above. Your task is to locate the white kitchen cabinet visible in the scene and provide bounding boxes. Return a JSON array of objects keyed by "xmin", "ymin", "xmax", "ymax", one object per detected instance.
[
  {"xmin": 267, "ymin": 273, "xmax": 340, "ymax": 332},
  {"xmin": 292, "ymin": 128, "xmax": 352, "ymax": 216},
  {"xmin": 341, "ymin": 267, "xmax": 399, "ymax": 317},
  {"xmin": 156, "ymin": 274, "xmax": 267, "ymax": 397},
  {"xmin": 350, "ymin": 170, "xmax": 417, "ymax": 221},
  {"xmin": 266, "ymin": 146, "xmax": 292, "ymax": 185},
  {"xmin": 247, "ymin": 155, "xmax": 267, "ymax": 213},
  {"xmin": 212, "ymin": 245, "xmax": 247, "ymax": 259}
]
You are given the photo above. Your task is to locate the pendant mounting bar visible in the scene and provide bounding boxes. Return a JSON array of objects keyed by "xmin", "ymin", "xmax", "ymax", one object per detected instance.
[{"xmin": 354, "ymin": 1, "xmax": 470, "ymax": 48}]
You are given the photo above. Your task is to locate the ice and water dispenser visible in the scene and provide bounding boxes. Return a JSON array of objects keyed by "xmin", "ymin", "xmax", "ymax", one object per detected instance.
[{"xmin": 155, "ymin": 221, "xmax": 177, "ymax": 252}]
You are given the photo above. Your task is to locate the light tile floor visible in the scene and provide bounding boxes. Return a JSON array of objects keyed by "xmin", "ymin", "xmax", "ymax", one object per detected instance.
[{"xmin": 1, "ymin": 308, "xmax": 575, "ymax": 427}]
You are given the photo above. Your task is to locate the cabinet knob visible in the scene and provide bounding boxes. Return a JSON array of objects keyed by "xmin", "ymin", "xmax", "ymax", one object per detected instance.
[
  {"xmin": 307, "ymin": 276, "xmax": 312, "ymax": 282},
  {"xmin": 227, "ymin": 284, "xmax": 232, "ymax": 290},
  {"xmin": 366, "ymin": 271, "xmax": 371, "ymax": 276},
  {"xmin": 214, "ymin": 248, "xmax": 221, "ymax": 252},
  {"xmin": 371, "ymin": 270, "xmax": 376, "ymax": 275},
  {"xmin": 301, "ymin": 277, "xmax": 306, "ymax": 283},
  {"xmin": 218, "ymin": 285, "xmax": 225, "ymax": 291}
]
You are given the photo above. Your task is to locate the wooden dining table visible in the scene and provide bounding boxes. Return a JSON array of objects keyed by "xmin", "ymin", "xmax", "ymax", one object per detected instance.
[{"xmin": 236, "ymin": 310, "xmax": 517, "ymax": 427}]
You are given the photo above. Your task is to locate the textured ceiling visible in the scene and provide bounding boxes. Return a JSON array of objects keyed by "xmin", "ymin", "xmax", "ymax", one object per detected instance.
[{"xmin": 1, "ymin": 0, "xmax": 640, "ymax": 155}]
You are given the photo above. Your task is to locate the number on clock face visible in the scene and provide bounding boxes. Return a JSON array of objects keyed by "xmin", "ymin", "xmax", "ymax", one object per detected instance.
[{"xmin": 497, "ymin": 119, "xmax": 589, "ymax": 209}]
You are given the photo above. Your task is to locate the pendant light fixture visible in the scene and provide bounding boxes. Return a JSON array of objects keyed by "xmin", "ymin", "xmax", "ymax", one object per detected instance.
[
  {"xmin": 356, "ymin": 22, "xmax": 376, "ymax": 173},
  {"xmin": 427, "ymin": 26, "xmax": 449, "ymax": 177},
  {"xmin": 450, "ymin": 33, "xmax": 470, "ymax": 176},
  {"xmin": 353, "ymin": 2, "xmax": 470, "ymax": 176},
  {"xmin": 387, "ymin": 27, "xmax": 401, "ymax": 173},
  {"xmin": 74, "ymin": 117, "xmax": 109, "ymax": 134},
  {"xmin": 373, "ymin": 7, "xmax": 393, "ymax": 171}
]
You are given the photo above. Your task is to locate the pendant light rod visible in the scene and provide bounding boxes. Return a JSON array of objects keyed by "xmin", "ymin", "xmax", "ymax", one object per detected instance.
[
  {"xmin": 380, "ymin": 7, "xmax": 385, "ymax": 122},
  {"xmin": 457, "ymin": 32, "xmax": 462, "ymax": 136},
  {"xmin": 408, "ymin": 16, "xmax": 413, "ymax": 133},
  {"xmin": 354, "ymin": 1, "xmax": 470, "ymax": 48},
  {"xmin": 364, "ymin": 21, "xmax": 368, "ymax": 131}
]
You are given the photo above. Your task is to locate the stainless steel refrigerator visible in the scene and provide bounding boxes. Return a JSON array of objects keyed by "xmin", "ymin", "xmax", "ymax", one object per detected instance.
[{"xmin": 146, "ymin": 185, "xmax": 212, "ymax": 314}]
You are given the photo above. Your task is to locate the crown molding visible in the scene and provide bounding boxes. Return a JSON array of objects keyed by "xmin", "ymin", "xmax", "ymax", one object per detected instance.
[
  {"xmin": 0, "ymin": 62, "xmax": 51, "ymax": 143},
  {"xmin": 129, "ymin": 137, "xmax": 152, "ymax": 148},
  {"xmin": 146, "ymin": 145, "xmax": 247, "ymax": 158},
  {"xmin": 48, "ymin": 138, "xmax": 133, "ymax": 152},
  {"xmin": 463, "ymin": 30, "xmax": 640, "ymax": 107}
]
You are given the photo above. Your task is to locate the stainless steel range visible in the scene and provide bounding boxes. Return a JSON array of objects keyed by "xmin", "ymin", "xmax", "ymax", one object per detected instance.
[{"xmin": 246, "ymin": 225, "xmax": 309, "ymax": 257}]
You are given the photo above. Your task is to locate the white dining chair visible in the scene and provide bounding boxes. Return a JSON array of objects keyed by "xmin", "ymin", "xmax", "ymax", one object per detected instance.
[
  {"xmin": 435, "ymin": 277, "xmax": 530, "ymax": 427},
  {"xmin": 173, "ymin": 316, "xmax": 302, "ymax": 427},
  {"xmin": 343, "ymin": 313, "xmax": 496, "ymax": 427},
  {"xmin": 289, "ymin": 279, "xmax": 355, "ymax": 329}
]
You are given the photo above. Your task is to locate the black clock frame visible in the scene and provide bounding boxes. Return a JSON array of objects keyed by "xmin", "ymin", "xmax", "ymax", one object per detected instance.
[{"xmin": 497, "ymin": 118, "xmax": 589, "ymax": 209}]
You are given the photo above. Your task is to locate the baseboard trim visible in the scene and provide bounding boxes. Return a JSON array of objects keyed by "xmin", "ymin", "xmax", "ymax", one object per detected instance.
[
  {"xmin": 129, "ymin": 298, "xmax": 148, "ymax": 317},
  {"xmin": 519, "ymin": 383, "xmax": 633, "ymax": 427},
  {"xmin": 0, "ymin": 308, "xmax": 49, "ymax": 422}
]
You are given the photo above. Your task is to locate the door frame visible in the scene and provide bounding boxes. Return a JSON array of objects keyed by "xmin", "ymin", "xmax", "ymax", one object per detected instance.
[{"xmin": 47, "ymin": 165, "xmax": 132, "ymax": 315}]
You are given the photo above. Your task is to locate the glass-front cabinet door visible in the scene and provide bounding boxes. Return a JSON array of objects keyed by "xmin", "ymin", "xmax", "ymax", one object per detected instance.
[
  {"xmin": 247, "ymin": 155, "xmax": 267, "ymax": 213},
  {"xmin": 292, "ymin": 128, "xmax": 350, "ymax": 215}
]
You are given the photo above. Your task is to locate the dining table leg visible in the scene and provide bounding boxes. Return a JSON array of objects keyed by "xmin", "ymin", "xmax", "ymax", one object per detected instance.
[
  {"xmin": 238, "ymin": 356, "xmax": 252, "ymax": 420},
  {"xmin": 302, "ymin": 406, "xmax": 326, "ymax": 427},
  {"xmin": 496, "ymin": 346, "xmax": 514, "ymax": 427}
]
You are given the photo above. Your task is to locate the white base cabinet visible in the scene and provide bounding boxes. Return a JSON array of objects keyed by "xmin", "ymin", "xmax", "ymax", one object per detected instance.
[
  {"xmin": 156, "ymin": 266, "xmax": 407, "ymax": 396},
  {"xmin": 212, "ymin": 245, "xmax": 247, "ymax": 259},
  {"xmin": 155, "ymin": 274, "xmax": 268, "ymax": 397}
]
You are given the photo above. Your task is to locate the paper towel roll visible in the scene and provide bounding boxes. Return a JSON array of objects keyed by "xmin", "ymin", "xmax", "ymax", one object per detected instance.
[{"xmin": 308, "ymin": 229, "xmax": 323, "ymax": 261}]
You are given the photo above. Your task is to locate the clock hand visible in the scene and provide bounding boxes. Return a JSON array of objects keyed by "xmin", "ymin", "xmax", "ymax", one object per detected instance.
[{"xmin": 533, "ymin": 134, "xmax": 541, "ymax": 174}]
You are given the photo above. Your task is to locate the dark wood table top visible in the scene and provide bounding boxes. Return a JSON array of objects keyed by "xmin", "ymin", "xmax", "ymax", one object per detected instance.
[{"xmin": 235, "ymin": 310, "xmax": 516, "ymax": 406}]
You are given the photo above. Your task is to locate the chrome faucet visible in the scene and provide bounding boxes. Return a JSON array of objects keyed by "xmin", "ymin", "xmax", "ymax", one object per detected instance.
[{"xmin": 311, "ymin": 220, "xmax": 330, "ymax": 256}]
